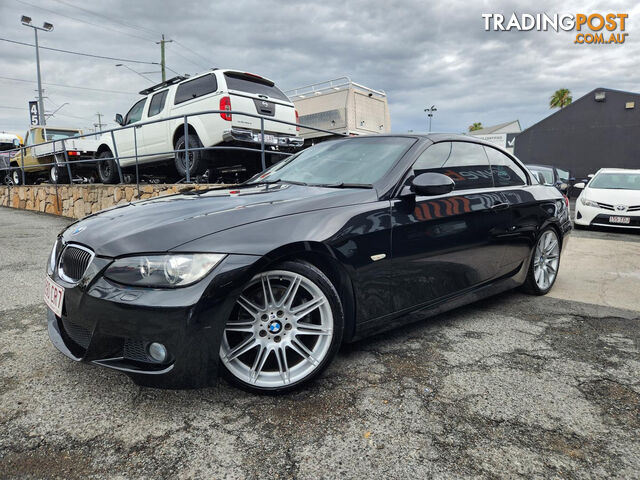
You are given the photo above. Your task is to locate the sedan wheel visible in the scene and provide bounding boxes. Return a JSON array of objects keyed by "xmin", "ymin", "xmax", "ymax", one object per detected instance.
[
  {"xmin": 523, "ymin": 228, "xmax": 561, "ymax": 295},
  {"xmin": 220, "ymin": 263, "xmax": 342, "ymax": 392}
]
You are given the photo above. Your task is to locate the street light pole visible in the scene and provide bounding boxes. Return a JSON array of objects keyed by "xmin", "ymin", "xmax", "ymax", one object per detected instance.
[
  {"xmin": 33, "ymin": 28, "xmax": 45, "ymax": 126},
  {"xmin": 21, "ymin": 15, "xmax": 53, "ymax": 126},
  {"xmin": 424, "ymin": 105, "xmax": 437, "ymax": 133},
  {"xmin": 115, "ymin": 64, "xmax": 155, "ymax": 83}
]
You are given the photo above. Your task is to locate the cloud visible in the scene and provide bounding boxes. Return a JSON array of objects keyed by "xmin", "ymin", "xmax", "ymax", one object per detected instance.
[{"xmin": 0, "ymin": 0, "xmax": 638, "ymax": 136}]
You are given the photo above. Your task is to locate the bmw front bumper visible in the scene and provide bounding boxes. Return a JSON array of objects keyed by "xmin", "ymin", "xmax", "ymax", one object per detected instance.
[{"xmin": 46, "ymin": 253, "xmax": 259, "ymax": 389}]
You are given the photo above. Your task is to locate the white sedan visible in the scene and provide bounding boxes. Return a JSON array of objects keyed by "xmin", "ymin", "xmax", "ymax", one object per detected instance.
[{"xmin": 574, "ymin": 168, "xmax": 640, "ymax": 229}]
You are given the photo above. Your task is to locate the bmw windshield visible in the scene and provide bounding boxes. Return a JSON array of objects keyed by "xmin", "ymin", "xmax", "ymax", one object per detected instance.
[{"xmin": 248, "ymin": 137, "xmax": 415, "ymax": 187}]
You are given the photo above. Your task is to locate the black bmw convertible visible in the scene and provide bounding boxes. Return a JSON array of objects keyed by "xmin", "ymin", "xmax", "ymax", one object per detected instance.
[{"xmin": 44, "ymin": 134, "xmax": 571, "ymax": 393}]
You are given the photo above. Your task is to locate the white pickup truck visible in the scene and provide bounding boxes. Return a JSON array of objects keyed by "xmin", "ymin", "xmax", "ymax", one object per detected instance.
[{"xmin": 94, "ymin": 69, "xmax": 302, "ymax": 183}]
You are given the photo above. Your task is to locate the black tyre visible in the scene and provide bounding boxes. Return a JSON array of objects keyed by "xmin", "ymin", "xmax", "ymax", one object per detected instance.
[
  {"xmin": 174, "ymin": 134, "xmax": 205, "ymax": 179},
  {"xmin": 11, "ymin": 167, "xmax": 21, "ymax": 185},
  {"xmin": 50, "ymin": 164, "xmax": 69, "ymax": 184},
  {"xmin": 97, "ymin": 150, "xmax": 119, "ymax": 184},
  {"xmin": 521, "ymin": 227, "xmax": 561, "ymax": 295},
  {"xmin": 220, "ymin": 260, "xmax": 344, "ymax": 394}
]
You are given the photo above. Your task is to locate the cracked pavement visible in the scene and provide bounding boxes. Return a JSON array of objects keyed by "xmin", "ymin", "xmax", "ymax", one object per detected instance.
[{"xmin": 1, "ymin": 206, "xmax": 639, "ymax": 479}]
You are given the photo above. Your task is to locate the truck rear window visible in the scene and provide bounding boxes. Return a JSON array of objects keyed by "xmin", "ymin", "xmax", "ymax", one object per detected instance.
[
  {"xmin": 174, "ymin": 74, "xmax": 218, "ymax": 105},
  {"xmin": 224, "ymin": 73, "xmax": 290, "ymax": 102},
  {"xmin": 44, "ymin": 130, "xmax": 79, "ymax": 141}
]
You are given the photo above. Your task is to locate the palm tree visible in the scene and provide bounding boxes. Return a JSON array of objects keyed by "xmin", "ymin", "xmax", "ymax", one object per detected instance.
[
  {"xmin": 468, "ymin": 122, "xmax": 483, "ymax": 131},
  {"xmin": 550, "ymin": 89, "xmax": 572, "ymax": 109}
]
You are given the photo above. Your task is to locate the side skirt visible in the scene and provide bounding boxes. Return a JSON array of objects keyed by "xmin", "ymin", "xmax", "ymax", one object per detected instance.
[{"xmin": 351, "ymin": 261, "xmax": 529, "ymax": 342}]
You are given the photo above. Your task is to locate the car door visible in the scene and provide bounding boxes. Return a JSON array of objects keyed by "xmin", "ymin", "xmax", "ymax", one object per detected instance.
[
  {"xmin": 390, "ymin": 141, "xmax": 508, "ymax": 311},
  {"xmin": 140, "ymin": 89, "xmax": 170, "ymax": 162},
  {"xmin": 113, "ymin": 98, "xmax": 147, "ymax": 167},
  {"xmin": 484, "ymin": 146, "xmax": 537, "ymax": 275}
]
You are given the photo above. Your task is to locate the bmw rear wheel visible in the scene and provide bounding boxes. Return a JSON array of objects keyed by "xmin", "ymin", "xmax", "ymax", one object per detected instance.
[
  {"xmin": 220, "ymin": 261, "xmax": 343, "ymax": 393},
  {"xmin": 522, "ymin": 227, "xmax": 561, "ymax": 295}
]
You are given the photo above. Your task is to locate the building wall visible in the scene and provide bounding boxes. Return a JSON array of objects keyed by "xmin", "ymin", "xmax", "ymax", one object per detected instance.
[
  {"xmin": 0, "ymin": 184, "xmax": 220, "ymax": 219},
  {"xmin": 514, "ymin": 89, "xmax": 640, "ymax": 178}
]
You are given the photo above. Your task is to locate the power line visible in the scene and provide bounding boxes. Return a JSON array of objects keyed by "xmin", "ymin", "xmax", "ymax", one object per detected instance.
[
  {"xmin": 0, "ymin": 75, "xmax": 137, "ymax": 95},
  {"xmin": 0, "ymin": 106, "xmax": 25, "ymax": 110},
  {"xmin": 15, "ymin": 0, "xmax": 157, "ymax": 43},
  {"xmin": 51, "ymin": 0, "xmax": 160, "ymax": 37},
  {"xmin": 0, "ymin": 37, "xmax": 158, "ymax": 65},
  {"xmin": 172, "ymin": 39, "xmax": 213, "ymax": 66}
]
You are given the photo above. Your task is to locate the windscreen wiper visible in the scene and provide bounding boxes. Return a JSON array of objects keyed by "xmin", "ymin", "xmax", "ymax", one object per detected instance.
[
  {"xmin": 245, "ymin": 179, "xmax": 309, "ymax": 187},
  {"xmin": 312, "ymin": 182, "xmax": 373, "ymax": 189}
]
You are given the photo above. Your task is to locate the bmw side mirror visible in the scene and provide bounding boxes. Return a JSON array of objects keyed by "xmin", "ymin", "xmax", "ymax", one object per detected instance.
[
  {"xmin": 115, "ymin": 113, "xmax": 124, "ymax": 126},
  {"xmin": 573, "ymin": 182, "xmax": 585, "ymax": 189},
  {"xmin": 559, "ymin": 183, "xmax": 568, "ymax": 192},
  {"xmin": 411, "ymin": 172, "xmax": 455, "ymax": 196}
]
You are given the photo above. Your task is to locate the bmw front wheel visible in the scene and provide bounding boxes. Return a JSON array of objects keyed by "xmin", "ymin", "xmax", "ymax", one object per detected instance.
[{"xmin": 220, "ymin": 261, "xmax": 344, "ymax": 393}]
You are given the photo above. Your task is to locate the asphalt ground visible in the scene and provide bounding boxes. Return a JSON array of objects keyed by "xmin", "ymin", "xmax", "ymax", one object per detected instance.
[{"xmin": 0, "ymin": 206, "xmax": 639, "ymax": 479}]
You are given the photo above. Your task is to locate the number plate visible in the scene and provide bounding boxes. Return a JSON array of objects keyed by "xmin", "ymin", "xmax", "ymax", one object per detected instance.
[
  {"xmin": 44, "ymin": 276, "xmax": 64, "ymax": 317},
  {"xmin": 609, "ymin": 216, "xmax": 630, "ymax": 224},
  {"xmin": 254, "ymin": 133, "xmax": 277, "ymax": 145}
]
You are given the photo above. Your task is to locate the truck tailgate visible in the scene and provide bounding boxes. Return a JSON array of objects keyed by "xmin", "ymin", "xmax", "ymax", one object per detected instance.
[{"xmin": 229, "ymin": 92, "xmax": 297, "ymax": 135}]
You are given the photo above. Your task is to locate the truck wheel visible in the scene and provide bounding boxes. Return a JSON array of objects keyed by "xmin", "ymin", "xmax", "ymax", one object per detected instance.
[
  {"xmin": 50, "ymin": 165, "xmax": 69, "ymax": 184},
  {"xmin": 97, "ymin": 151, "xmax": 119, "ymax": 184},
  {"xmin": 11, "ymin": 169, "xmax": 21, "ymax": 185},
  {"xmin": 174, "ymin": 134, "xmax": 205, "ymax": 179}
]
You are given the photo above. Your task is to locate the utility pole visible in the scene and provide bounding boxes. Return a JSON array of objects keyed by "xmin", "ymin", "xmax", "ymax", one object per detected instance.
[
  {"xmin": 95, "ymin": 113, "xmax": 104, "ymax": 132},
  {"xmin": 21, "ymin": 16, "xmax": 54, "ymax": 126},
  {"xmin": 156, "ymin": 34, "xmax": 173, "ymax": 82}
]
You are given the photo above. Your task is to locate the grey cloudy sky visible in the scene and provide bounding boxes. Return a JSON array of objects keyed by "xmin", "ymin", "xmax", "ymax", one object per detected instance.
[{"xmin": 0, "ymin": 0, "xmax": 638, "ymax": 136}]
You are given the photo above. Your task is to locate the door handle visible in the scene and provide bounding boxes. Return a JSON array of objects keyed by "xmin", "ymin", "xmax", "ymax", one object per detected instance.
[{"xmin": 490, "ymin": 202, "xmax": 510, "ymax": 211}]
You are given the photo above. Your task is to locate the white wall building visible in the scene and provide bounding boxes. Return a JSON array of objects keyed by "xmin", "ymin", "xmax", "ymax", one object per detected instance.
[{"xmin": 468, "ymin": 120, "xmax": 521, "ymax": 154}]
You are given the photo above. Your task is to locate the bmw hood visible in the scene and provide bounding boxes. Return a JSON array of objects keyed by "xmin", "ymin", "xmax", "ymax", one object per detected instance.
[{"xmin": 61, "ymin": 184, "xmax": 377, "ymax": 257}]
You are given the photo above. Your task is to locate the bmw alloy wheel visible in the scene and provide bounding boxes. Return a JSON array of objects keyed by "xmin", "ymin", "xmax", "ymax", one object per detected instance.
[
  {"xmin": 533, "ymin": 229, "xmax": 560, "ymax": 290},
  {"xmin": 220, "ymin": 269, "xmax": 334, "ymax": 389}
]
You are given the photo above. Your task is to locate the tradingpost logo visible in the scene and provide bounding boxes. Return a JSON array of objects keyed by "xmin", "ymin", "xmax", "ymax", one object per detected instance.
[{"xmin": 482, "ymin": 13, "xmax": 629, "ymax": 45}]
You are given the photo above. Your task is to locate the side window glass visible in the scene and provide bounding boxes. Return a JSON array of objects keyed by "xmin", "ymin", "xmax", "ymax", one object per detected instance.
[
  {"xmin": 412, "ymin": 142, "xmax": 493, "ymax": 191},
  {"xmin": 484, "ymin": 147, "xmax": 527, "ymax": 187},
  {"xmin": 148, "ymin": 90, "xmax": 168, "ymax": 117},
  {"xmin": 174, "ymin": 74, "xmax": 218, "ymax": 105},
  {"xmin": 413, "ymin": 142, "xmax": 452, "ymax": 176},
  {"xmin": 556, "ymin": 168, "xmax": 570, "ymax": 182},
  {"xmin": 124, "ymin": 99, "xmax": 146, "ymax": 125},
  {"xmin": 443, "ymin": 142, "xmax": 493, "ymax": 190}
]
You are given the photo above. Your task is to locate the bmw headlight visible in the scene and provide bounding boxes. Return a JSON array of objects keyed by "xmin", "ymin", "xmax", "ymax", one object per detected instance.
[
  {"xmin": 47, "ymin": 238, "xmax": 61, "ymax": 275},
  {"xmin": 580, "ymin": 196, "xmax": 599, "ymax": 208},
  {"xmin": 104, "ymin": 254, "xmax": 225, "ymax": 288}
]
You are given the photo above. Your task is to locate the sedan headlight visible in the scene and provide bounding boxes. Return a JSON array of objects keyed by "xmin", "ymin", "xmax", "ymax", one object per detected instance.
[
  {"xmin": 104, "ymin": 254, "xmax": 225, "ymax": 288},
  {"xmin": 47, "ymin": 238, "xmax": 61, "ymax": 275},
  {"xmin": 580, "ymin": 196, "xmax": 599, "ymax": 208}
]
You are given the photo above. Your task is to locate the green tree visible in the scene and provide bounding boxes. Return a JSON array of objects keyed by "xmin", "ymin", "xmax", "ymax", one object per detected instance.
[
  {"xmin": 468, "ymin": 122, "xmax": 483, "ymax": 131},
  {"xmin": 549, "ymin": 88, "xmax": 572, "ymax": 109}
]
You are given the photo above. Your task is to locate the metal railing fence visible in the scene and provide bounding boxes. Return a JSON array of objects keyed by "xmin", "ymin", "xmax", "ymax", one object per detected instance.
[{"xmin": 0, "ymin": 109, "xmax": 347, "ymax": 202}]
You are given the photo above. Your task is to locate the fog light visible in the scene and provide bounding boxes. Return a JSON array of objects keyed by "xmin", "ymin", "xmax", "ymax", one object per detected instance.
[{"xmin": 148, "ymin": 342, "xmax": 167, "ymax": 362}]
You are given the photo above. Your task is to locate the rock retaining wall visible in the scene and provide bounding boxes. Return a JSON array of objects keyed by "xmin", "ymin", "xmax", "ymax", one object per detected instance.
[{"xmin": 0, "ymin": 184, "xmax": 221, "ymax": 219}]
